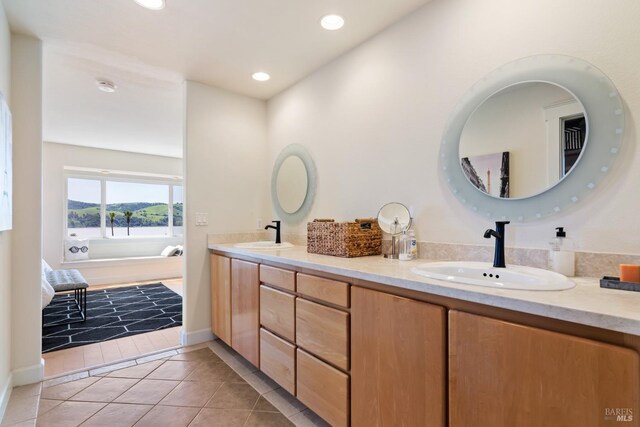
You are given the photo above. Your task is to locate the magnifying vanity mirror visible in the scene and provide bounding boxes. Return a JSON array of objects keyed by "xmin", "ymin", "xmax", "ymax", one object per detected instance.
[
  {"xmin": 271, "ymin": 144, "xmax": 317, "ymax": 222},
  {"xmin": 441, "ymin": 55, "xmax": 624, "ymax": 221},
  {"xmin": 377, "ymin": 202, "xmax": 412, "ymax": 259}
]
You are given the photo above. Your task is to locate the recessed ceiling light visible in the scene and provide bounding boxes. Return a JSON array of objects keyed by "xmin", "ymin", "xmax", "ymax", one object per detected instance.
[
  {"xmin": 96, "ymin": 80, "xmax": 117, "ymax": 93},
  {"xmin": 133, "ymin": 0, "xmax": 165, "ymax": 10},
  {"xmin": 321, "ymin": 14, "xmax": 344, "ymax": 31},
  {"xmin": 252, "ymin": 72, "xmax": 271, "ymax": 82}
]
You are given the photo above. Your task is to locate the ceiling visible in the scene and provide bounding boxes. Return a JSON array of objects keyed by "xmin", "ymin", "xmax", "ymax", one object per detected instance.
[{"xmin": 2, "ymin": 0, "xmax": 430, "ymax": 157}]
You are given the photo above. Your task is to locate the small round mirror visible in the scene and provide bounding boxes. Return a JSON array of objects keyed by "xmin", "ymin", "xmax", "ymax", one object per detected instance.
[
  {"xmin": 276, "ymin": 156, "xmax": 308, "ymax": 214},
  {"xmin": 377, "ymin": 202, "xmax": 412, "ymax": 235},
  {"xmin": 271, "ymin": 144, "xmax": 317, "ymax": 223}
]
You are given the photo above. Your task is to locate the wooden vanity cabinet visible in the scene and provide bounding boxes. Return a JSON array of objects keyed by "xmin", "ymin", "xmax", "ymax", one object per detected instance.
[
  {"xmin": 351, "ymin": 286, "xmax": 446, "ymax": 427},
  {"xmin": 210, "ymin": 254, "xmax": 231, "ymax": 345},
  {"xmin": 449, "ymin": 310, "xmax": 640, "ymax": 427},
  {"xmin": 231, "ymin": 259, "xmax": 260, "ymax": 368}
]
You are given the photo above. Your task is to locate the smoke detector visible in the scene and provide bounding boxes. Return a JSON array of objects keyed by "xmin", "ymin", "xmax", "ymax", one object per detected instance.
[{"xmin": 96, "ymin": 80, "xmax": 117, "ymax": 93}]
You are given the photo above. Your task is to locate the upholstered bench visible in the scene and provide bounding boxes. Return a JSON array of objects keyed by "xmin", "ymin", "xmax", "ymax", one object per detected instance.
[{"xmin": 44, "ymin": 269, "xmax": 89, "ymax": 326}]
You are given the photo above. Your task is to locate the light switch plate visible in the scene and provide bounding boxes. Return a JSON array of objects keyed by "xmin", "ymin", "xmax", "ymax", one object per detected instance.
[{"xmin": 195, "ymin": 212, "xmax": 209, "ymax": 226}]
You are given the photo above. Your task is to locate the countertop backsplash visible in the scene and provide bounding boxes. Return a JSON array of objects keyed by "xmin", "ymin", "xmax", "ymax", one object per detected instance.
[{"xmin": 207, "ymin": 232, "xmax": 638, "ymax": 278}]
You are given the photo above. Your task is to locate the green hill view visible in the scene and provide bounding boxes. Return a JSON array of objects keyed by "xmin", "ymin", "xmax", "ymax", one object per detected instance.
[{"xmin": 68, "ymin": 200, "xmax": 183, "ymax": 228}]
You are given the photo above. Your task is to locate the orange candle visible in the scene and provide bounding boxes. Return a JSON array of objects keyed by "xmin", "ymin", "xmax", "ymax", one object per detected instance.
[{"xmin": 620, "ymin": 264, "xmax": 640, "ymax": 283}]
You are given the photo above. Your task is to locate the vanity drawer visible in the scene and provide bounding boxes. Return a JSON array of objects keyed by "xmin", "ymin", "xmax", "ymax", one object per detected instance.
[
  {"xmin": 297, "ymin": 348, "xmax": 349, "ymax": 427},
  {"xmin": 260, "ymin": 285, "xmax": 295, "ymax": 341},
  {"xmin": 260, "ymin": 328, "xmax": 296, "ymax": 395},
  {"xmin": 260, "ymin": 265, "xmax": 295, "ymax": 292},
  {"xmin": 296, "ymin": 273, "xmax": 349, "ymax": 308},
  {"xmin": 296, "ymin": 298, "xmax": 349, "ymax": 371}
]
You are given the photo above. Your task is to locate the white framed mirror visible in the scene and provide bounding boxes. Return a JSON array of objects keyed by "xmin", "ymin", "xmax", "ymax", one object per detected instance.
[
  {"xmin": 271, "ymin": 144, "xmax": 317, "ymax": 223},
  {"xmin": 441, "ymin": 55, "xmax": 624, "ymax": 221}
]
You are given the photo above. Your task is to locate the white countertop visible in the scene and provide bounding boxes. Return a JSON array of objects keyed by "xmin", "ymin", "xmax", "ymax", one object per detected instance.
[{"xmin": 208, "ymin": 244, "xmax": 640, "ymax": 336}]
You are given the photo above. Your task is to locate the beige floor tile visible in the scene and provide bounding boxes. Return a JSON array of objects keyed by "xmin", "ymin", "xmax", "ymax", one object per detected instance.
[
  {"xmin": 37, "ymin": 399, "xmax": 62, "ymax": 417},
  {"xmin": 68, "ymin": 377, "xmax": 138, "ymax": 402},
  {"xmin": 145, "ymin": 360, "xmax": 199, "ymax": 381},
  {"xmin": 1, "ymin": 395, "xmax": 39, "ymax": 426},
  {"xmin": 116, "ymin": 336, "xmax": 140, "ymax": 359},
  {"xmin": 40, "ymin": 377, "xmax": 99, "ymax": 401},
  {"xmin": 106, "ymin": 360, "xmax": 163, "ymax": 379},
  {"xmin": 135, "ymin": 350, "xmax": 177, "ymax": 364},
  {"xmin": 10, "ymin": 383, "xmax": 42, "ymax": 400},
  {"xmin": 5, "ymin": 419, "xmax": 36, "ymax": 427},
  {"xmin": 245, "ymin": 411, "xmax": 295, "ymax": 427},
  {"xmin": 253, "ymin": 396, "xmax": 279, "ymax": 412},
  {"xmin": 88, "ymin": 360, "xmax": 136, "ymax": 377},
  {"xmin": 188, "ymin": 408, "xmax": 251, "ymax": 427},
  {"xmin": 34, "ymin": 401, "xmax": 105, "ymax": 427},
  {"xmin": 133, "ymin": 405, "xmax": 199, "ymax": 427},
  {"xmin": 113, "ymin": 379, "xmax": 179, "ymax": 405},
  {"xmin": 98, "ymin": 340, "xmax": 122, "ymax": 364},
  {"xmin": 159, "ymin": 380, "xmax": 222, "ymax": 407},
  {"xmin": 82, "ymin": 344, "xmax": 105, "ymax": 368},
  {"xmin": 262, "ymin": 388, "xmax": 307, "ymax": 417},
  {"xmin": 61, "ymin": 348, "xmax": 85, "ymax": 373},
  {"xmin": 130, "ymin": 334, "xmax": 155, "ymax": 355},
  {"xmin": 205, "ymin": 383, "xmax": 260, "ymax": 410},
  {"xmin": 170, "ymin": 348, "xmax": 219, "ymax": 362},
  {"xmin": 184, "ymin": 363, "xmax": 245, "ymax": 383},
  {"xmin": 81, "ymin": 402, "xmax": 152, "ymax": 427},
  {"xmin": 145, "ymin": 330, "xmax": 171, "ymax": 351}
]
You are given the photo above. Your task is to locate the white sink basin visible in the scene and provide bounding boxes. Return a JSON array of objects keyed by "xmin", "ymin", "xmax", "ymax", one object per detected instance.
[
  {"xmin": 411, "ymin": 261, "xmax": 575, "ymax": 291},
  {"xmin": 234, "ymin": 241, "xmax": 294, "ymax": 250}
]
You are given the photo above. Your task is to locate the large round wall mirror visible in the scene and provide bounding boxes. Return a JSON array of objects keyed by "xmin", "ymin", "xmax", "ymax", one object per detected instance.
[
  {"xmin": 441, "ymin": 55, "xmax": 624, "ymax": 221},
  {"xmin": 271, "ymin": 144, "xmax": 316, "ymax": 222}
]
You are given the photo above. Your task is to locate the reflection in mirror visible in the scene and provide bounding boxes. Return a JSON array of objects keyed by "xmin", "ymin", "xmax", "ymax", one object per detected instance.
[
  {"xmin": 377, "ymin": 202, "xmax": 412, "ymax": 235},
  {"xmin": 276, "ymin": 156, "xmax": 308, "ymax": 214},
  {"xmin": 459, "ymin": 82, "xmax": 586, "ymax": 199}
]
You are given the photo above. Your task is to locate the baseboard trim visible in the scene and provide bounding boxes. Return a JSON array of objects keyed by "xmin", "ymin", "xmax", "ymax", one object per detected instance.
[
  {"xmin": 181, "ymin": 328, "xmax": 214, "ymax": 347},
  {"xmin": 11, "ymin": 359, "xmax": 44, "ymax": 387},
  {"xmin": 0, "ymin": 372, "xmax": 12, "ymax": 424}
]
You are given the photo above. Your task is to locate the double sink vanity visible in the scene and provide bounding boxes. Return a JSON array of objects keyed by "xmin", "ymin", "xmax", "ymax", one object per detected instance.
[{"xmin": 209, "ymin": 243, "xmax": 640, "ymax": 427}]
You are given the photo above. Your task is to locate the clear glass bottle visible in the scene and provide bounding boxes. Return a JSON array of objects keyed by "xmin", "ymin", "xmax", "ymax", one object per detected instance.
[{"xmin": 398, "ymin": 229, "xmax": 412, "ymax": 261}]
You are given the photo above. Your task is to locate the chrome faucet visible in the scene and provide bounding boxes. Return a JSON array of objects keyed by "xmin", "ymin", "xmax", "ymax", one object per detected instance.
[
  {"xmin": 265, "ymin": 220, "xmax": 282, "ymax": 244},
  {"xmin": 484, "ymin": 221, "xmax": 510, "ymax": 268}
]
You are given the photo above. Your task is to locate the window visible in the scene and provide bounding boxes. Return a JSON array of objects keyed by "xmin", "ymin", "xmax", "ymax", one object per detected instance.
[
  {"xmin": 67, "ymin": 178, "xmax": 102, "ymax": 238},
  {"xmin": 173, "ymin": 185, "xmax": 183, "ymax": 236},
  {"xmin": 66, "ymin": 174, "xmax": 183, "ymax": 238}
]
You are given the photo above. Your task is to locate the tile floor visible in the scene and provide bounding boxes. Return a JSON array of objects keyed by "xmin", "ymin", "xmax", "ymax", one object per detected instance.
[
  {"xmin": 3, "ymin": 341, "xmax": 328, "ymax": 427},
  {"xmin": 42, "ymin": 279, "xmax": 184, "ymax": 378}
]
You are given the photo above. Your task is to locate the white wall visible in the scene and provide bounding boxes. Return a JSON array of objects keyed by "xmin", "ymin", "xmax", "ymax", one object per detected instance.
[
  {"xmin": 184, "ymin": 81, "xmax": 268, "ymax": 342},
  {"xmin": 0, "ymin": 0, "xmax": 11, "ymax": 417},
  {"xmin": 267, "ymin": 0, "xmax": 640, "ymax": 255},
  {"xmin": 10, "ymin": 34, "xmax": 43, "ymax": 386}
]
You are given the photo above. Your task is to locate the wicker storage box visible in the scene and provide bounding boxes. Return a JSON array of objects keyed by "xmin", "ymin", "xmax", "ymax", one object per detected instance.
[{"xmin": 307, "ymin": 219, "xmax": 382, "ymax": 258}]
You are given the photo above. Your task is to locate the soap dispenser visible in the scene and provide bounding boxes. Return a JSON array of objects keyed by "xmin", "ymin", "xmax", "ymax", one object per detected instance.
[{"xmin": 549, "ymin": 227, "xmax": 575, "ymax": 276}]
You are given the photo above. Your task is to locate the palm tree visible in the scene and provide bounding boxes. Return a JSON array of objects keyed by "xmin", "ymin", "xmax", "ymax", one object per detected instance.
[
  {"xmin": 124, "ymin": 211, "xmax": 133, "ymax": 236},
  {"xmin": 108, "ymin": 212, "xmax": 116, "ymax": 236}
]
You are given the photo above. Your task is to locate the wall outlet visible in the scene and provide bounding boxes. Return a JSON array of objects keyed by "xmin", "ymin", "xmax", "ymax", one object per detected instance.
[
  {"xmin": 195, "ymin": 212, "xmax": 209, "ymax": 226},
  {"xmin": 256, "ymin": 218, "xmax": 263, "ymax": 230}
]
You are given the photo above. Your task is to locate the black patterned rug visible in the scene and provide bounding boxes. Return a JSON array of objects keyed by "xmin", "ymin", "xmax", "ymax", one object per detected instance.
[{"xmin": 42, "ymin": 283, "xmax": 182, "ymax": 353}]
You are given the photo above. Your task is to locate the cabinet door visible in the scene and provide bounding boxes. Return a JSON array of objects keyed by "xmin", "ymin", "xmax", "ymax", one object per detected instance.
[
  {"xmin": 297, "ymin": 348, "xmax": 349, "ymax": 427},
  {"xmin": 351, "ymin": 286, "xmax": 446, "ymax": 427},
  {"xmin": 231, "ymin": 259, "xmax": 260, "ymax": 367},
  {"xmin": 210, "ymin": 254, "xmax": 231, "ymax": 345},
  {"xmin": 449, "ymin": 310, "xmax": 640, "ymax": 427}
]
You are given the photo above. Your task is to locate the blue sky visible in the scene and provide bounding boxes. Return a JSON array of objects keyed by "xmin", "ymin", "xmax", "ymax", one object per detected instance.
[{"xmin": 68, "ymin": 178, "xmax": 182, "ymax": 204}]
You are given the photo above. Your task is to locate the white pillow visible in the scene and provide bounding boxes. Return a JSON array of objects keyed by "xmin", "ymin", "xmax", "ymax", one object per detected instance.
[
  {"xmin": 41, "ymin": 277, "xmax": 55, "ymax": 309},
  {"xmin": 64, "ymin": 238, "xmax": 90, "ymax": 261},
  {"xmin": 42, "ymin": 259, "xmax": 53, "ymax": 276},
  {"xmin": 161, "ymin": 245, "xmax": 178, "ymax": 257}
]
